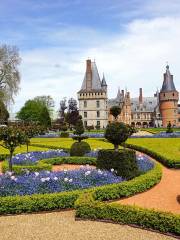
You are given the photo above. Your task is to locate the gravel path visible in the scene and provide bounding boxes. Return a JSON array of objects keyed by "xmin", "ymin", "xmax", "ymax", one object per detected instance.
[
  {"xmin": 0, "ymin": 211, "xmax": 176, "ymax": 240},
  {"xmin": 116, "ymin": 164, "xmax": 180, "ymax": 214},
  {"xmin": 52, "ymin": 164, "xmax": 95, "ymax": 171}
]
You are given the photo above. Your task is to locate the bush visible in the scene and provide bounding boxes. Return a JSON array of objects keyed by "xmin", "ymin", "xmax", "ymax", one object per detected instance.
[
  {"xmin": 60, "ymin": 132, "xmax": 69, "ymax": 138},
  {"xmin": 75, "ymin": 192, "xmax": 180, "ymax": 236},
  {"xmin": 97, "ymin": 149, "xmax": 140, "ymax": 180},
  {"xmin": 1, "ymin": 160, "xmax": 52, "ymax": 174},
  {"xmin": 70, "ymin": 141, "xmax": 91, "ymax": 156},
  {"xmin": 105, "ymin": 122, "xmax": 131, "ymax": 151}
]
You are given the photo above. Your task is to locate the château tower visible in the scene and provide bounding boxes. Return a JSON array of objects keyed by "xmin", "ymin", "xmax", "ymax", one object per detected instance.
[
  {"xmin": 159, "ymin": 65, "xmax": 179, "ymax": 127},
  {"xmin": 77, "ymin": 59, "xmax": 108, "ymax": 128}
]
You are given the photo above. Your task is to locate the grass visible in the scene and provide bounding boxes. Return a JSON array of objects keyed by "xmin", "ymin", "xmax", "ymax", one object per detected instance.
[
  {"xmin": 141, "ymin": 128, "xmax": 180, "ymax": 134},
  {"xmin": 31, "ymin": 138, "xmax": 113, "ymax": 150},
  {"xmin": 0, "ymin": 145, "xmax": 49, "ymax": 155},
  {"xmin": 127, "ymin": 138, "xmax": 180, "ymax": 161}
]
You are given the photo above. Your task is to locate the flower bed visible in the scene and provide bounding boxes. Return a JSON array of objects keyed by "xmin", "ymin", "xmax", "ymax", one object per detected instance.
[{"xmin": 12, "ymin": 150, "xmax": 69, "ymax": 165}]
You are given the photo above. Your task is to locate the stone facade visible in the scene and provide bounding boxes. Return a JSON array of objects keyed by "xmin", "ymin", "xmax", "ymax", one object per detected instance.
[
  {"xmin": 77, "ymin": 59, "xmax": 108, "ymax": 128},
  {"xmin": 78, "ymin": 61, "xmax": 180, "ymax": 128}
]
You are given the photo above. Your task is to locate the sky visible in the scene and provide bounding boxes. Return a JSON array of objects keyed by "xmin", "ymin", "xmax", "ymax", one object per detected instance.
[{"xmin": 0, "ymin": 0, "xmax": 180, "ymax": 116}]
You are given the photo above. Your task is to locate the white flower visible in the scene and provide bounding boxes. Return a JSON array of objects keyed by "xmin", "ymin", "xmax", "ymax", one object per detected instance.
[
  {"xmin": 6, "ymin": 171, "xmax": 13, "ymax": 176},
  {"xmin": 34, "ymin": 172, "xmax": 39, "ymax": 177},
  {"xmin": 46, "ymin": 177, "xmax": 50, "ymax": 181},
  {"xmin": 53, "ymin": 177, "xmax": 58, "ymax": 181},
  {"xmin": 98, "ymin": 169, "xmax": 103, "ymax": 174},
  {"xmin": 64, "ymin": 177, "xmax": 69, "ymax": 182},
  {"xmin": 80, "ymin": 165, "xmax": 84, "ymax": 169},
  {"xmin": 85, "ymin": 170, "xmax": 91, "ymax": 176},
  {"xmin": 69, "ymin": 179, "xmax": 73, "ymax": 183},
  {"xmin": 111, "ymin": 168, "xmax": 114, "ymax": 172},
  {"xmin": 63, "ymin": 169, "xmax": 67, "ymax": 172},
  {"xmin": 41, "ymin": 178, "xmax": 46, "ymax": 182},
  {"xmin": 11, "ymin": 176, "xmax": 17, "ymax": 181},
  {"xmin": 46, "ymin": 171, "xmax": 50, "ymax": 174}
]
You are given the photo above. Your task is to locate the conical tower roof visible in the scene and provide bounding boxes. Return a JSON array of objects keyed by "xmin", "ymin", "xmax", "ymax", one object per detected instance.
[
  {"xmin": 161, "ymin": 65, "xmax": 176, "ymax": 92},
  {"xmin": 79, "ymin": 59, "xmax": 104, "ymax": 93}
]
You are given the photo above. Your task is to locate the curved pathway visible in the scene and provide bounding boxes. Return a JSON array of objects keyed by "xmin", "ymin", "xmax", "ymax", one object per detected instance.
[
  {"xmin": 0, "ymin": 211, "xmax": 175, "ymax": 240},
  {"xmin": 115, "ymin": 159, "xmax": 180, "ymax": 214}
]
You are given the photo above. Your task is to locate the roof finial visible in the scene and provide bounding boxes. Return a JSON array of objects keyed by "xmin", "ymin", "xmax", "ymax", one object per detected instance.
[{"xmin": 166, "ymin": 61, "xmax": 169, "ymax": 70}]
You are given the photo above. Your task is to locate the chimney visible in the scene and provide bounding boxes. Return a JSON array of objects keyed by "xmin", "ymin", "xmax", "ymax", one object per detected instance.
[
  {"xmin": 139, "ymin": 88, "xmax": 143, "ymax": 104},
  {"xmin": 86, "ymin": 59, "xmax": 92, "ymax": 90},
  {"xmin": 121, "ymin": 90, "xmax": 124, "ymax": 97}
]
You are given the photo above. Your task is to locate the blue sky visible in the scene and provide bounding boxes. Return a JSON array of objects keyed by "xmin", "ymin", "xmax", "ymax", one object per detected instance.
[{"xmin": 0, "ymin": 0, "xmax": 180, "ymax": 115}]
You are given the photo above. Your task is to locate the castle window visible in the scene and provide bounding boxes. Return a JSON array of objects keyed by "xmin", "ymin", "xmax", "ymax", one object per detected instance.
[
  {"xmin": 84, "ymin": 112, "xmax": 87, "ymax": 118},
  {"xmin": 84, "ymin": 101, "xmax": 87, "ymax": 108},
  {"xmin": 84, "ymin": 121, "xmax": 87, "ymax": 127},
  {"xmin": 97, "ymin": 111, "xmax": 100, "ymax": 118},
  {"xmin": 97, "ymin": 121, "xmax": 100, "ymax": 126},
  {"xmin": 173, "ymin": 93, "xmax": 174, "ymax": 96},
  {"xmin": 164, "ymin": 93, "xmax": 165, "ymax": 97},
  {"xmin": 96, "ymin": 100, "xmax": 100, "ymax": 108}
]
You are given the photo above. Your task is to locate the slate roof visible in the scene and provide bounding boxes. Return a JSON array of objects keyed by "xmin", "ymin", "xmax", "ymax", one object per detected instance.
[
  {"xmin": 131, "ymin": 97, "xmax": 158, "ymax": 112},
  {"xmin": 161, "ymin": 65, "xmax": 176, "ymax": 92},
  {"xmin": 79, "ymin": 61, "xmax": 104, "ymax": 93}
]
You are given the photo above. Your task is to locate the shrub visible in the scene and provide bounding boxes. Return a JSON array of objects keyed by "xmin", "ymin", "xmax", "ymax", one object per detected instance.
[
  {"xmin": 97, "ymin": 149, "xmax": 139, "ymax": 180},
  {"xmin": 60, "ymin": 132, "xmax": 69, "ymax": 138},
  {"xmin": 70, "ymin": 141, "xmax": 91, "ymax": 156},
  {"xmin": 166, "ymin": 122, "xmax": 173, "ymax": 133},
  {"xmin": 42, "ymin": 156, "xmax": 96, "ymax": 165},
  {"xmin": 105, "ymin": 122, "xmax": 131, "ymax": 151},
  {"xmin": 110, "ymin": 106, "xmax": 121, "ymax": 120}
]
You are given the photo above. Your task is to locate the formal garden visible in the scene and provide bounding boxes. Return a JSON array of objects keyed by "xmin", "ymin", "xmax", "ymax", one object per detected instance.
[{"xmin": 0, "ymin": 115, "xmax": 179, "ymax": 238}]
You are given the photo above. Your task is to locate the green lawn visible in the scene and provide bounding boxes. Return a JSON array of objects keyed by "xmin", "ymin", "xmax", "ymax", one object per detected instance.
[
  {"xmin": 0, "ymin": 145, "xmax": 49, "ymax": 155},
  {"xmin": 31, "ymin": 138, "xmax": 113, "ymax": 150},
  {"xmin": 141, "ymin": 128, "xmax": 180, "ymax": 134},
  {"xmin": 127, "ymin": 138, "xmax": 180, "ymax": 161}
]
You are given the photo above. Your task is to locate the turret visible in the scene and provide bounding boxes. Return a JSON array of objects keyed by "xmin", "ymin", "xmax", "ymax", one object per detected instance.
[{"xmin": 159, "ymin": 65, "xmax": 179, "ymax": 127}]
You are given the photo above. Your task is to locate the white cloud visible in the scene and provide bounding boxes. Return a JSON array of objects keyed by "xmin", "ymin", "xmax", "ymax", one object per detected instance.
[{"xmin": 12, "ymin": 16, "xmax": 180, "ymax": 116}]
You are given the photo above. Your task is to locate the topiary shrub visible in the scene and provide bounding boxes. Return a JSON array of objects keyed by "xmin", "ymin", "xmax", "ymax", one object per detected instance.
[
  {"xmin": 60, "ymin": 132, "xmax": 69, "ymax": 138},
  {"xmin": 97, "ymin": 149, "xmax": 139, "ymax": 180},
  {"xmin": 70, "ymin": 141, "xmax": 91, "ymax": 156},
  {"xmin": 166, "ymin": 121, "xmax": 173, "ymax": 133}
]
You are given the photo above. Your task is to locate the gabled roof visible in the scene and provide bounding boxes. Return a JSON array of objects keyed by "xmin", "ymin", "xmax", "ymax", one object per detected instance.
[{"xmin": 161, "ymin": 65, "xmax": 176, "ymax": 92}]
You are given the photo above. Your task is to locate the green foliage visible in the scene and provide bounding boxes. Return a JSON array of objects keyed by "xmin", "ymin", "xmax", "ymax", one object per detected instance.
[
  {"xmin": 75, "ymin": 193, "xmax": 180, "ymax": 236},
  {"xmin": 86, "ymin": 125, "xmax": 94, "ymax": 132},
  {"xmin": 105, "ymin": 122, "xmax": 131, "ymax": 151},
  {"xmin": 73, "ymin": 117, "xmax": 87, "ymax": 142},
  {"xmin": 0, "ymin": 100, "xmax": 9, "ymax": 122},
  {"xmin": 125, "ymin": 142, "xmax": 180, "ymax": 168},
  {"xmin": 16, "ymin": 99, "xmax": 51, "ymax": 127},
  {"xmin": 0, "ymin": 191, "xmax": 81, "ymax": 214},
  {"xmin": 41, "ymin": 156, "xmax": 96, "ymax": 166},
  {"xmin": 70, "ymin": 141, "xmax": 91, "ymax": 156},
  {"xmin": 60, "ymin": 132, "xmax": 69, "ymax": 138},
  {"xmin": 97, "ymin": 149, "xmax": 139, "ymax": 180},
  {"xmin": 0, "ymin": 127, "xmax": 25, "ymax": 171},
  {"xmin": 166, "ymin": 121, "xmax": 173, "ymax": 133},
  {"xmin": 110, "ymin": 106, "xmax": 121, "ymax": 120},
  {"xmin": 2, "ymin": 160, "xmax": 52, "ymax": 174}
]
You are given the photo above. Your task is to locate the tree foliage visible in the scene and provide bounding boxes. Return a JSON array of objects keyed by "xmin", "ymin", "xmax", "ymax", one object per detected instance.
[
  {"xmin": 0, "ymin": 100, "xmax": 9, "ymax": 123},
  {"xmin": 66, "ymin": 98, "xmax": 79, "ymax": 127},
  {"xmin": 34, "ymin": 95, "xmax": 54, "ymax": 116},
  {"xmin": 73, "ymin": 116, "xmax": 87, "ymax": 142},
  {"xmin": 105, "ymin": 122, "xmax": 132, "ymax": 151},
  {"xmin": 0, "ymin": 127, "xmax": 25, "ymax": 171},
  {"xmin": 0, "ymin": 44, "xmax": 21, "ymax": 103},
  {"xmin": 110, "ymin": 106, "xmax": 121, "ymax": 120},
  {"xmin": 17, "ymin": 99, "xmax": 51, "ymax": 127}
]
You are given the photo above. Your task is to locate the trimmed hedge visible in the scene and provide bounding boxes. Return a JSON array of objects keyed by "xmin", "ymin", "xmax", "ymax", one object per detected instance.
[
  {"xmin": 0, "ymin": 190, "xmax": 81, "ymax": 214},
  {"xmin": 93, "ymin": 161, "xmax": 162, "ymax": 201},
  {"xmin": 124, "ymin": 143, "xmax": 180, "ymax": 169},
  {"xmin": 70, "ymin": 141, "xmax": 91, "ymax": 156},
  {"xmin": 42, "ymin": 156, "xmax": 96, "ymax": 166},
  {"xmin": 97, "ymin": 149, "xmax": 139, "ymax": 180},
  {"xmin": 60, "ymin": 132, "xmax": 69, "ymax": 138},
  {"xmin": 75, "ymin": 192, "xmax": 180, "ymax": 236},
  {"xmin": 1, "ymin": 161, "xmax": 52, "ymax": 174}
]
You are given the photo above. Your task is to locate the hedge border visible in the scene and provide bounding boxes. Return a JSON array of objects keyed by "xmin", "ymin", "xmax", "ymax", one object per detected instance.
[
  {"xmin": 124, "ymin": 143, "xmax": 180, "ymax": 169},
  {"xmin": 75, "ymin": 192, "xmax": 180, "ymax": 236}
]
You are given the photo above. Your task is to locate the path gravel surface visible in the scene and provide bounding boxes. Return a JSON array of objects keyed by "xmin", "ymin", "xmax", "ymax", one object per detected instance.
[{"xmin": 0, "ymin": 211, "xmax": 176, "ymax": 240}]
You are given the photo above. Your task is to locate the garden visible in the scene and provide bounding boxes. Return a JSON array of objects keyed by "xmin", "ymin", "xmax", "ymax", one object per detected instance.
[{"xmin": 0, "ymin": 118, "xmax": 179, "ymax": 238}]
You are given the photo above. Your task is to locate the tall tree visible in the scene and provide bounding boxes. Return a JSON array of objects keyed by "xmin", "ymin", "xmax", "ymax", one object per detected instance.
[
  {"xmin": 34, "ymin": 95, "xmax": 54, "ymax": 116},
  {"xmin": 66, "ymin": 98, "xmax": 79, "ymax": 128},
  {"xmin": 0, "ymin": 100, "xmax": 9, "ymax": 123},
  {"xmin": 0, "ymin": 44, "xmax": 21, "ymax": 103},
  {"xmin": 59, "ymin": 98, "xmax": 67, "ymax": 121}
]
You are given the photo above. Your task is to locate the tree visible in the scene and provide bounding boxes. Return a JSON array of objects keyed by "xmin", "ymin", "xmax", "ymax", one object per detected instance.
[
  {"xmin": 73, "ymin": 116, "xmax": 87, "ymax": 142},
  {"xmin": 0, "ymin": 100, "xmax": 9, "ymax": 123},
  {"xmin": 0, "ymin": 44, "xmax": 21, "ymax": 103},
  {"xmin": 34, "ymin": 95, "xmax": 54, "ymax": 116},
  {"xmin": 105, "ymin": 122, "xmax": 132, "ymax": 151},
  {"xmin": 66, "ymin": 98, "xmax": 79, "ymax": 128},
  {"xmin": 166, "ymin": 121, "xmax": 173, "ymax": 133},
  {"xmin": 17, "ymin": 99, "xmax": 51, "ymax": 127},
  {"xmin": 110, "ymin": 106, "xmax": 121, "ymax": 120},
  {"xmin": 0, "ymin": 127, "xmax": 25, "ymax": 171},
  {"xmin": 59, "ymin": 98, "xmax": 67, "ymax": 121},
  {"xmin": 20, "ymin": 125, "xmax": 39, "ymax": 152}
]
